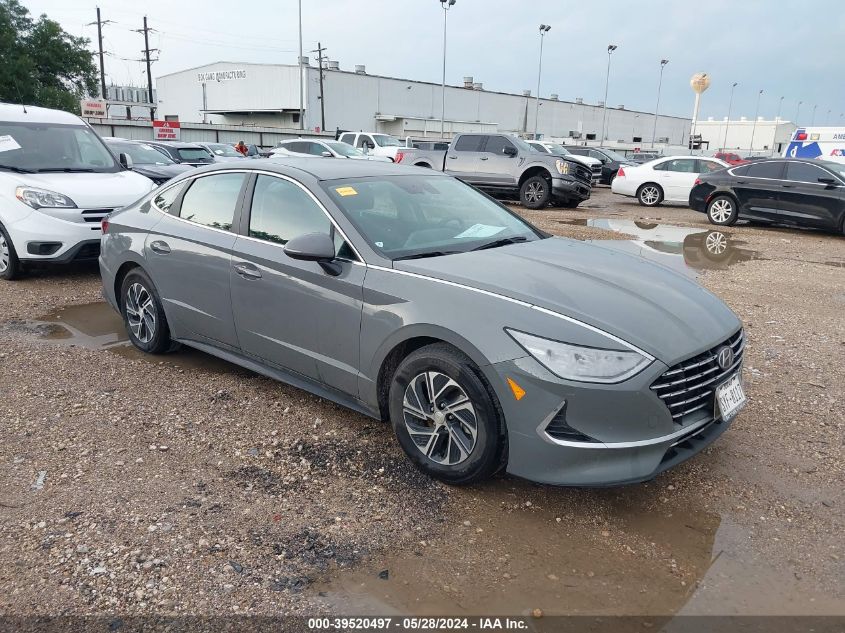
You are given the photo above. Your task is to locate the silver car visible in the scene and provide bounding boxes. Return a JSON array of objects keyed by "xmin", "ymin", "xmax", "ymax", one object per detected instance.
[
  {"xmin": 271, "ymin": 139, "xmax": 391, "ymax": 162},
  {"xmin": 99, "ymin": 160, "xmax": 745, "ymax": 486}
]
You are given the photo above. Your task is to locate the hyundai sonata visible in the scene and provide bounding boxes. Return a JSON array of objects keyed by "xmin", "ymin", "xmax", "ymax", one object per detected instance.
[{"xmin": 99, "ymin": 160, "xmax": 746, "ymax": 485}]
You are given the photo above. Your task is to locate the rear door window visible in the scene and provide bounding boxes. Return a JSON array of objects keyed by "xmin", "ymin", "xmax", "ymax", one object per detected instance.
[
  {"xmin": 453, "ymin": 135, "xmax": 485, "ymax": 152},
  {"xmin": 178, "ymin": 173, "xmax": 246, "ymax": 231},
  {"xmin": 698, "ymin": 160, "xmax": 724, "ymax": 173},
  {"xmin": 662, "ymin": 158, "xmax": 697, "ymax": 173},
  {"xmin": 746, "ymin": 161, "xmax": 785, "ymax": 179},
  {"xmin": 338, "ymin": 133, "xmax": 355, "ymax": 145}
]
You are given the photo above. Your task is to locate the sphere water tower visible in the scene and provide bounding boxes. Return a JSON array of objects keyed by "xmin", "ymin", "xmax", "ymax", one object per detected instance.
[{"xmin": 690, "ymin": 72, "xmax": 710, "ymax": 149}]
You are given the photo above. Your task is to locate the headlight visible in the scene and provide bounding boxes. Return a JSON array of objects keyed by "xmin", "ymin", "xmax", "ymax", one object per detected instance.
[
  {"xmin": 555, "ymin": 159, "xmax": 570, "ymax": 175},
  {"xmin": 507, "ymin": 329, "xmax": 652, "ymax": 383},
  {"xmin": 15, "ymin": 186, "xmax": 77, "ymax": 209}
]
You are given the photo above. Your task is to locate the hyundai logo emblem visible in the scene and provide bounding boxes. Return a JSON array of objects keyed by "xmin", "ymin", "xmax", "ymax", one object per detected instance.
[{"xmin": 717, "ymin": 346, "xmax": 734, "ymax": 370}]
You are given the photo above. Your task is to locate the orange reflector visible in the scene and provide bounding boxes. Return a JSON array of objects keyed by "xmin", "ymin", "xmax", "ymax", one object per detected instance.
[{"xmin": 507, "ymin": 378, "xmax": 526, "ymax": 401}]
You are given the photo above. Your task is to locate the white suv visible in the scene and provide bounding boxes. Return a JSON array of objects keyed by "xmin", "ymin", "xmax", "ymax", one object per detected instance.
[
  {"xmin": 0, "ymin": 103, "xmax": 155, "ymax": 280},
  {"xmin": 336, "ymin": 132, "xmax": 404, "ymax": 161}
]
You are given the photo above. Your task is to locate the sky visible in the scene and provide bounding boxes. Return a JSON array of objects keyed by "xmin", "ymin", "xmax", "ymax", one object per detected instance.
[{"xmin": 21, "ymin": 0, "xmax": 845, "ymax": 126}]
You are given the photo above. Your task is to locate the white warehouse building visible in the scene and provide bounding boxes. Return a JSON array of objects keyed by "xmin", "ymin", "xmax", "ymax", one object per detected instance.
[
  {"xmin": 695, "ymin": 117, "xmax": 797, "ymax": 154},
  {"xmin": 156, "ymin": 61, "xmax": 691, "ymax": 146}
]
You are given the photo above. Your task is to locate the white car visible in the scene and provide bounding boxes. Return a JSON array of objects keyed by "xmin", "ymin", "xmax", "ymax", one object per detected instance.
[
  {"xmin": 527, "ymin": 140, "xmax": 603, "ymax": 185},
  {"xmin": 336, "ymin": 132, "xmax": 404, "ymax": 161},
  {"xmin": 0, "ymin": 103, "xmax": 155, "ymax": 280},
  {"xmin": 270, "ymin": 138, "xmax": 391, "ymax": 162},
  {"xmin": 611, "ymin": 155, "xmax": 729, "ymax": 206}
]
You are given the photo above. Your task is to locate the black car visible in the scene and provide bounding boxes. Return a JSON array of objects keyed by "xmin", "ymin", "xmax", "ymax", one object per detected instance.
[
  {"xmin": 104, "ymin": 139, "xmax": 194, "ymax": 186},
  {"xmin": 565, "ymin": 146, "xmax": 635, "ymax": 184},
  {"xmin": 143, "ymin": 141, "xmax": 215, "ymax": 167},
  {"xmin": 689, "ymin": 158, "xmax": 845, "ymax": 234}
]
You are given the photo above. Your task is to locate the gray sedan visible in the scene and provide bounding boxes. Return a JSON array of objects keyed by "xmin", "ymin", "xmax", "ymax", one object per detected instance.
[{"xmin": 99, "ymin": 160, "xmax": 746, "ymax": 486}]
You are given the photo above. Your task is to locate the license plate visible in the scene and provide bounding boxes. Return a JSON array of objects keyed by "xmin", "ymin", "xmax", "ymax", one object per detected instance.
[{"xmin": 715, "ymin": 373, "xmax": 746, "ymax": 421}]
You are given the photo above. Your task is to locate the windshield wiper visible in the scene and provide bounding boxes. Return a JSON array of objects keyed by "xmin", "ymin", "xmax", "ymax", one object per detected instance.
[
  {"xmin": 393, "ymin": 250, "xmax": 460, "ymax": 261},
  {"xmin": 0, "ymin": 165, "xmax": 36, "ymax": 173},
  {"xmin": 471, "ymin": 236, "xmax": 529, "ymax": 251},
  {"xmin": 35, "ymin": 167, "xmax": 97, "ymax": 173}
]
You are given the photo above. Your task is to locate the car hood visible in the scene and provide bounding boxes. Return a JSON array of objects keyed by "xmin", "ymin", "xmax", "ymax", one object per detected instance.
[
  {"xmin": 394, "ymin": 237, "xmax": 740, "ymax": 365},
  {"xmin": 132, "ymin": 164, "xmax": 194, "ymax": 180},
  {"xmin": 8, "ymin": 170, "xmax": 155, "ymax": 208}
]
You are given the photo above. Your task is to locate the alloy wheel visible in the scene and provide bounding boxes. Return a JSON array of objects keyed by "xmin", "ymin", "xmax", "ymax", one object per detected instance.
[
  {"xmin": 705, "ymin": 231, "xmax": 728, "ymax": 255},
  {"xmin": 402, "ymin": 371, "xmax": 478, "ymax": 466},
  {"xmin": 640, "ymin": 186, "xmax": 660, "ymax": 205},
  {"xmin": 525, "ymin": 181, "xmax": 545, "ymax": 203},
  {"xmin": 125, "ymin": 282, "xmax": 157, "ymax": 344},
  {"xmin": 0, "ymin": 233, "xmax": 8, "ymax": 273},
  {"xmin": 709, "ymin": 199, "xmax": 733, "ymax": 223}
]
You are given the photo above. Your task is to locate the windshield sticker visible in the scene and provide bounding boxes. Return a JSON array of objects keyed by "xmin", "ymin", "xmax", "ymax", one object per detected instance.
[
  {"xmin": 454, "ymin": 224, "xmax": 507, "ymax": 239},
  {"xmin": 0, "ymin": 135, "xmax": 22, "ymax": 153},
  {"xmin": 335, "ymin": 186, "xmax": 358, "ymax": 197}
]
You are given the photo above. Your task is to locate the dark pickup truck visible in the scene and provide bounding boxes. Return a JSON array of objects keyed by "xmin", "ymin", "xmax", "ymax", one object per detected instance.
[{"xmin": 394, "ymin": 133, "xmax": 592, "ymax": 209}]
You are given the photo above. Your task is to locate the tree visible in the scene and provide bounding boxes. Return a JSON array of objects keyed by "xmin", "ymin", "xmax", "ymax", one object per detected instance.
[{"xmin": 0, "ymin": 0, "xmax": 98, "ymax": 112}]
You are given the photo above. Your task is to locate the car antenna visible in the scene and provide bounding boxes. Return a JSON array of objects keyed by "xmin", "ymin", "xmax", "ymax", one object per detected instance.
[{"xmin": 12, "ymin": 80, "xmax": 27, "ymax": 113}]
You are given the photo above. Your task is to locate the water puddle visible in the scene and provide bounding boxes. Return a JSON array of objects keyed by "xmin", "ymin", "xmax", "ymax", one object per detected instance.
[
  {"xmin": 25, "ymin": 302, "xmax": 237, "ymax": 374},
  {"xmin": 558, "ymin": 219, "xmax": 763, "ymax": 277},
  {"xmin": 311, "ymin": 482, "xmax": 843, "ymax": 617}
]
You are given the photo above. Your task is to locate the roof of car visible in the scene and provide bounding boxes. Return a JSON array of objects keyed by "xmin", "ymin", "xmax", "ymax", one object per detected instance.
[
  {"xmin": 144, "ymin": 140, "xmax": 207, "ymax": 149},
  {"xmin": 189, "ymin": 157, "xmax": 441, "ymax": 181},
  {"xmin": 0, "ymin": 102, "xmax": 85, "ymax": 125}
]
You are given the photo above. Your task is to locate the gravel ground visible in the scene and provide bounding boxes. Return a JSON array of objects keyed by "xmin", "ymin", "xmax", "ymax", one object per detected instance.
[{"xmin": 0, "ymin": 188, "xmax": 842, "ymax": 617}]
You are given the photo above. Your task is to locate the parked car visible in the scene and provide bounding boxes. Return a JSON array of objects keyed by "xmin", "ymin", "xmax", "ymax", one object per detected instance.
[
  {"xmin": 527, "ymin": 140, "xmax": 602, "ymax": 185},
  {"xmin": 611, "ymin": 156, "xmax": 729, "ymax": 206},
  {"xmin": 100, "ymin": 160, "xmax": 745, "ymax": 486},
  {"xmin": 336, "ymin": 132, "xmax": 405, "ymax": 161},
  {"xmin": 564, "ymin": 146, "xmax": 636, "ymax": 184},
  {"xmin": 0, "ymin": 103, "xmax": 155, "ymax": 280},
  {"xmin": 395, "ymin": 133, "xmax": 592, "ymax": 209},
  {"xmin": 243, "ymin": 143, "xmax": 270, "ymax": 159},
  {"xmin": 626, "ymin": 152, "xmax": 661, "ymax": 164},
  {"xmin": 104, "ymin": 139, "xmax": 193, "ymax": 186},
  {"xmin": 144, "ymin": 141, "xmax": 215, "ymax": 167},
  {"xmin": 689, "ymin": 158, "xmax": 845, "ymax": 233},
  {"xmin": 714, "ymin": 152, "xmax": 747, "ymax": 166},
  {"xmin": 197, "ymin": 142, "xmax": 247, "ymax": 162},
  {"xmin": 270, "ymin": 138, "xmax": 391, "ymax": 161}
]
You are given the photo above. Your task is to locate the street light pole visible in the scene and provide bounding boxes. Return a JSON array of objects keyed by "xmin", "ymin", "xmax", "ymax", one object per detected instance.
[
  {"xmin": 723, "ymin": 82, "xmax": 738, "ymax": 150},
  {"xmin": 826, "ymin": 108, "xmax": 831, "ymax": 125},
  {"xmin": 749, "ymin": 89, "xmax": 763, "ymax": 153},
  {"xmin": 650, "ymin": 59, "xmax": 668, "ymax": 148},
  {"xmin": 534, "ymin": 24, "xmax": 551, "ymax": 140},
  {"xmin": 297, "ymin": 0, "xmax": 304, "ymax": 130},
  {"xmin": 771, "ymin": 95, "xmax": 784, "ymax": 156},
  {"xmin": 811, "ymin": 104, "xmax": 817, "ymax": 125},
  {"xmin": 599, "ymin": 44, "xmax": 617, "ymax": 146},
  {"xmin": 439, "ymin": 0, "xmax": 456, "ymax": 138},
  {"xmin": 795, "ymin": 101, "xmax": 802, "ymax": 124}
]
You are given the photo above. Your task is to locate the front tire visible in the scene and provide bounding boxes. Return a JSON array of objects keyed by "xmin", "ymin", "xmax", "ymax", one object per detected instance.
[
  {"xmin": 0, "ymin": 225, "xmax": 22, "ymax": 281},
  {"xmin": 637, "ymin": 183, "xmax": 663, "ymax": 207},
  {"xmin": 707, "ymin": 195, "xmax": 738, "ymax": 226},
  {"xmin": 388, "ymin": 343, "xmax": 505, "ymax": 485},
  {"xmin": 520, "ymin": 175, "xmax": 552, "ymax": 210},
  {"xmin": 120, "ymin": 268, "xmax": 177, "ymax": 354}
]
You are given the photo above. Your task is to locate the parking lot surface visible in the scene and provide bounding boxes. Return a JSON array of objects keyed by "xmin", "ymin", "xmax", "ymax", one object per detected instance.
[{"xmin": 0, "ymin": 188, "xmax": 842, "ymax": 616}]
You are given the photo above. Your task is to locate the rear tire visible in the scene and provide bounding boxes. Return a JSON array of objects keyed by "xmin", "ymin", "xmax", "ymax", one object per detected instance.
[
  {"xmin": 520, "ymin": 175, "xmax": 552, "ymax": 210},
  {"xmin": 637, "ymin": 183, "xmax": 663, "ymax": 207},
  {"xmin": 0, "ymin": 225, "xmax": 22, "ymax": 281},
  {"xmin": 119, "ymin": 268, "xmax": 177, "ymax": 354},
  {"xmin": 707, "ymin": 195, "xmax": 739, "ymax": 226},
  {"xmin": 388, "ymin": 343, "xmax": 505, "ymax": 485}
]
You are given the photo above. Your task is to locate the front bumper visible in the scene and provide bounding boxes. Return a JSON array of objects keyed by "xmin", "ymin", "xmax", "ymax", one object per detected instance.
[
  {"xmin": 551, "ymin": 176, "xmax": 591, "ymax": 202},
  {"xmin": 485, "ymin": 355, "xmax": 736, "ymax": 486},
  {"xmin": 8, "ymin": 207, "xmax": 103, "ymax": 263}
]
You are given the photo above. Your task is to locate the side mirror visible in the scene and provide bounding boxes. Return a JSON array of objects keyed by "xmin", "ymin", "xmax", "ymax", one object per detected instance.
[
  {"xmin": 321, "ymin": 151, "xmax": 333, "ymax": 158},
  {"xmin": 502, "ymin": 145, "xmax": 518, "ymax": 157},
  {"xmin": 119, "ymin": 152, "xmax": 133, "ymax": 170},
  {"xmin": 284, "ymin": 232, "xmax": 341, "ymax": 275}
]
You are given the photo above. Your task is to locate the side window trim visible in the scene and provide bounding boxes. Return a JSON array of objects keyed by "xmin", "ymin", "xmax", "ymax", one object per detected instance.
[{"xmin": 241, "ymin": 171, "xmax": 363, "ymax": 263}]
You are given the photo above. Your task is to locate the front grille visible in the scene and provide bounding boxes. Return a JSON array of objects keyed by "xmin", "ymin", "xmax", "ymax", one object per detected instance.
[
  {"xmin": 573, "ymin": 165, "xmax": 592, "ymax": 184},
  {"xmin": 81, "ymin": 208, "xmax": 114, "ymax": 223},
  {"xmin": 651, "ymin": 329, "xmax": 745, "ymax": 424}
]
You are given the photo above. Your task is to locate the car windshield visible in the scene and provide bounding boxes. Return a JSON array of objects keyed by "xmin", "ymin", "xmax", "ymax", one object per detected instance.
[
  {"xmin": 544, "ymin": 143, "xmax": 572, "ymax": 156},
  {"xmin": 178, "ymin": 148, "xmax": 213, "ymax": 161},
  {"xmin": 0, "ymin": 121, "xmax": 119, "ymax": 172},
  {"xmin": 372, "ymin": 134, "xmax": 402, "ymax": 147},
  {"xmin": 599, "ymin": 148, "xmax": 630, "ymax": 162},
  {"xmin": 107, "ymin": 141, "xmax": 175, "ymax": 165},
  {"xmin": 326, "ymin": 141, "xmax": 364, "ymax": 157},
  {"xmin": 323, "ymin": 175, "xmax": 542, "ymax": 259},
  {"xmin": 206, "ymin": 144, "xmax": 242, "ymax": 157}
]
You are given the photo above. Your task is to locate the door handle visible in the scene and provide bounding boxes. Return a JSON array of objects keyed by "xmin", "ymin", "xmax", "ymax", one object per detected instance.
[
  {"xmin": 736, "ymin": 180, "xmax": 748, "ymax": 185},
  {"xmin": 480, "ymin": 156, "xmax": 489, "ymax": 161},
  {"xmin": 233, "ymin": 262, "xmax": 262, "ymax": 279},
  {"xmin": 149, "ymin": 240, "xmax": 170, "ymax": 255},
  {"xmin": 781, "ymin": 184, "xmax": 795, "ymax": 188},
  {"xmin": 447, "ymin": 155, "xmax": 458, "ymax": 159}
]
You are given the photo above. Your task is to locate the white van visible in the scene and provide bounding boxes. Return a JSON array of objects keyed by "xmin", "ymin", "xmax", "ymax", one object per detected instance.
[
  {"xmin": 0, "ymin": 103, "xmax": 155, "ymax": 280},
  {"xmin": 783, "ymin": 127, "xmax": 845, "ymax": 165}
]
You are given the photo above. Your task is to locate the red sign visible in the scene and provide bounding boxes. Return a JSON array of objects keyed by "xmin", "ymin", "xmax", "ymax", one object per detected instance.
[{"xmin": 153, "ymin": 120, "xmax": 181, "ymax": 141}]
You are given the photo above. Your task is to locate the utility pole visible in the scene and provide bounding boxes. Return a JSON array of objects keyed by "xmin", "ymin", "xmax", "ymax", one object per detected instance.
[
  {"xmin": 311, "ymin": 42, "xmax": 327, "ymax": 132},
  {"xmin": 87, "ymin": 9, "xmax": 112, "ymax": 99},
  {"xmin": 135, "ymin": 17, "xmax": 157, "ymax": 120},
  {"xmin": 297, "ymin": 0, "xmax": 304, "ymax": 130}
]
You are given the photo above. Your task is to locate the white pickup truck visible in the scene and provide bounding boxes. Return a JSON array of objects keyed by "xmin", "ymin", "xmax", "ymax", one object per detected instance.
[{"xmin": 336, "ymin": 132, "xmax": 404, "ymax": 162}]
